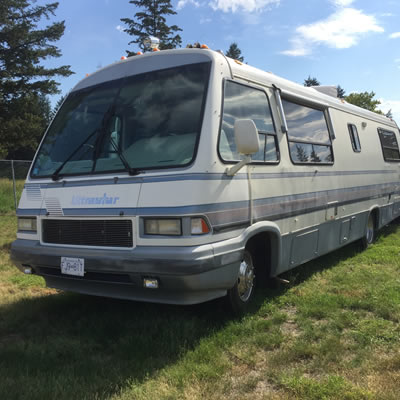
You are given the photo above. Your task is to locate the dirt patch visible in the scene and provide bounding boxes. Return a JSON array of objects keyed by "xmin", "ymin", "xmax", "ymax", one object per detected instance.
[{"xmin": 280, "ymin": 306, "xmax": 301, "ymax": 338}]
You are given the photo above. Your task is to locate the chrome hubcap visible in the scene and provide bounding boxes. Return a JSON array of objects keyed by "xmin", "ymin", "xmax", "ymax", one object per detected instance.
[{"xmin": 237, "ymin": 253, "xmax": 255, "ymax": 302}]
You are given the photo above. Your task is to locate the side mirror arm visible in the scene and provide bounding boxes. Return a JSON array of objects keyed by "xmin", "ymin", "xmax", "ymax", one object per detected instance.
[{"xmin": 226, "ymin": 155, "xmax": 252, "ymax": 176}]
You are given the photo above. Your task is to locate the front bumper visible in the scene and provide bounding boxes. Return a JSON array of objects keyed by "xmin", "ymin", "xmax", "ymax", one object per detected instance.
[{"xmin": 10, "ymin": 239, "xmax": 243, "ymax": 305}]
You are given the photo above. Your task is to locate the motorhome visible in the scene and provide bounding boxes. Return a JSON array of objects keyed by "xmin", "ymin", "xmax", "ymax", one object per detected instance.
[{"xmin": 11, "ymin": 47, "xmax": 400, "ymax": 312}]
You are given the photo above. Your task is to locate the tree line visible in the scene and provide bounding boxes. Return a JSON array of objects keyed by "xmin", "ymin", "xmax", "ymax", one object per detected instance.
[
  {"xmin": 303, "ymin": 76, "xmax": 390, "ymax": 117},
  {"xmin": 0, "ymin": 0, "xmax": 388, "ymax": 160}
]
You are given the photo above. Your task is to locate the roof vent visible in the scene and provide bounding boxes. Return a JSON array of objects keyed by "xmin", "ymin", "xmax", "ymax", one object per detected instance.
[{"xmin": 310, "ymin": 86, "xmax": 338, "ymax": 98}]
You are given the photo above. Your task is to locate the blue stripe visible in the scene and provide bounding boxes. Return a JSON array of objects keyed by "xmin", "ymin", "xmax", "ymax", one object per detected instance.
[
  {"xmin": 17, "ymin": 181, "xmax": 400, "ymax": 219},
  {"xmin": 26, "ymin": 169, "xmax": 397, "ymax": 190}
]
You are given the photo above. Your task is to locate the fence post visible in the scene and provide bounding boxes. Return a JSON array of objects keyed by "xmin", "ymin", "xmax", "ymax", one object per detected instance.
[{"xmin": 11, "ymin": 159, "xmax": 17, "ymax": 211}]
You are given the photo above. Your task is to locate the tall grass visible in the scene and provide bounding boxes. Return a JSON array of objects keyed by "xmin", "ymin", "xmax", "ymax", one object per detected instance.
[
  {"xmin": 0, "ymin": 179, "xmax": 25, "ymax": 214},
  {"xmin": 0, "ymin": 217, "xmax": 399, "ymax": 399}
]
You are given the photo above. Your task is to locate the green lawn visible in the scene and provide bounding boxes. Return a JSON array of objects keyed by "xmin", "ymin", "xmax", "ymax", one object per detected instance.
[
  {"xmin": 0, "ymin": 215, "xmax": 399, "ymax": 400},
  {"xmin": 0, "ymin": 178, "xmax": 25, "ymax": 215}
]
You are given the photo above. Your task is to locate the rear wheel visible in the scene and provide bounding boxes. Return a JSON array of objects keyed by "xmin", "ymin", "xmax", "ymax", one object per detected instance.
[
  {"xmin": 227, "ymin": 250, "xmax": 256, "ymax": 314},
  {"xmin": 361, "ymin": 212, "xmax": 376, "ymax": 249}
]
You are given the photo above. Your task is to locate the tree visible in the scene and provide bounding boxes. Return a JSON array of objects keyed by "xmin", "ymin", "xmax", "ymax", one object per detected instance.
[
  {"xmin": 296, "ymin": 145, "xmax": 308, "ymax": 162},
  {"xmin": 50, "ymin": 93, "xmax": 65, "ymax": 120},
  {"xmin": 336, "ymin": 85, "xmax": 346, "ymax": 99},
  {"xmin": 0, "ymin": 0, "xmax": 73, "ymax": 159},
  {"xmin": 1, "ymin": 93, "xmax": 52, "ymax": 159},
  {"xmin": 121, "ymin": 0, "xmax": 182, "ymax": 55},
  {"xmin": 345, "ymin": 91, "xmax": 382, "ymax": 114},
  {"xmin": 304, "ymin": 76, "xmax": 320, "ymax": 87},
  {"xmin": 225, "ymin": 42, "xmax": 244, "ymax": 62},
  {"xmin": 310, "ymin": 148, "xmax": 321, "ymax": 163}
]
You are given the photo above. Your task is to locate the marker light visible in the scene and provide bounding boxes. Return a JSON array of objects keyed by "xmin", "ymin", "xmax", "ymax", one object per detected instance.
[
  {"xmin": 201, "ymin": 44, "xmax": 209, "ymax": 49},
  {"xmin": 144, "ymin": 218, "xmax": 182, "ymax": 236},
  {"xmin": 136, "ymin": 51, "xmax": 143, "ymax": 55},
  {"xmin": 120, "ymin": 56, "xmax": 127, "ymax": 60},
  {"xmin": 191, "ymin": 218, "xmax": 210, "ymax": 235}
]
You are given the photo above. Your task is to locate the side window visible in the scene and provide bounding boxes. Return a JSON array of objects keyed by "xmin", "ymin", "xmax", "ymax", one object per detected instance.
[
  {"xmin": 282, "ymin": 99, "xmax": 333, "ymax": 164},
  {"xmin": 219, "ymin": 81, "xmax": 278, "ymax": 163},
  {"xmin": 348, "ymin": 124, "xmax": 361, "ymax": 152},
  {"xmin": 378, "ymin": 128, "xmax": 400, "ymax": 162}
]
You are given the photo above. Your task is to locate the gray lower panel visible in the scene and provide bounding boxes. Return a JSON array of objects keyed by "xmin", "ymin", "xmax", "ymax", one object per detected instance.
[
  {"xmin": 11, "ymin": 239, "xmax": 241, "ymax": 305},
  {"xmin": 278, "ymin": 210, "xmax": 370, "ymax": 275},
  {"xmin": 43, "ymin": 266, "xmax": 235, "ymax": 305}
]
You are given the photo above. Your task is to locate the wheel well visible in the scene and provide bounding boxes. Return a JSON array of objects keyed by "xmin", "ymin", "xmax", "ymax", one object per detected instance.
[
  {"xmin": 245, "ymin": 232, "xmax": 277, "ymax": 286},
  {"xmin": 370, "ymin": 207, "xmax": 379, "ymax": 229}
]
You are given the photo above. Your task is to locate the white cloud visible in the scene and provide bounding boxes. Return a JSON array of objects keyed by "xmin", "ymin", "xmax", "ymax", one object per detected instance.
[
  {"xmin": 330, "ymin": 0, "xmax": 354, "ymax": 7},
  {"xmin": 281, "ymin": 38, "xmax": 310, "ymax": 57},
  {"xmin": 177, "ymin": 0, "xmax": 200, "ymax": 10},
  {"xmin": 209, "ymin": 0, "xmax": 280, "ymax": 13},
  {"xmin": 115, "ymin": 25, "xmax": 124, "ymax": 33},
  {"xmin": 282, "ymin": 7, "xmax": 384, "ymax": 56},
  {"xmin": 199, "ymin": 16, "xmax": 212, "ymax": 24},
  {"xmin": 379, "ymin": 99, "xmax": 400, "ymax": 122},
  {"xmin": 389, "ymin": 32, "xmax": 400, "ymax": 39}
]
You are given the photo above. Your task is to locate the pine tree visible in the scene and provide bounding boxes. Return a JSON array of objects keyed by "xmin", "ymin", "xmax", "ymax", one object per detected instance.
[
  {"xmin": 0, "ymin": 0, "xmax": 73, "ymax": 159},
  {"xmin": 50, "ymin": 93, "xmax": 65, "ymax": 120},
  {"xmin": 121, "ymin": 0, "xmax": 182, "ymax": 55},
  {"xmin": 225, "ymin": 42, "xmax": 244, "ymax": 62},
  {"xmin": 337, "ymin": 85, "xmax": 346, "ymax": 98},
  {"xmin": 296, "ymin": 145, "xmax": 309, "ymax": 162},
  {"xmin": 304, "ymin": 76, "xmax": 320, "ymax": 87}
]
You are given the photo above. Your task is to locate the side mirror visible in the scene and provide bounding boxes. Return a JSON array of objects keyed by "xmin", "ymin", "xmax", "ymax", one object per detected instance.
[
  {"xmin": 234, "ymin": 119, "xmax": 260, "ymax": 155},
  {"xmin": 226, "ymin": 119, "xmax": 260, "ymax": 176}
]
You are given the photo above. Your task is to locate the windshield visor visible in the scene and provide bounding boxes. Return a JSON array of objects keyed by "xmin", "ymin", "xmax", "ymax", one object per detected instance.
[{"xmin": 31, "ymin": 62, "xmax": 211, "ymax": 178}]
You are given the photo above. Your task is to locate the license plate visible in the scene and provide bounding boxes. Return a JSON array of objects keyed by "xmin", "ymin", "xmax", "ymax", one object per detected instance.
[{"xmin": 61, "ymin": 257, "xmax": 85, "ymax": 277}]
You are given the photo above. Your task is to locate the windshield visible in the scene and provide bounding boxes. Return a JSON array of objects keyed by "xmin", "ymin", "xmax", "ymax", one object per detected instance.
[{"xmin": 31, "ymin": 62, "xmax": 211, "ymax": 178}]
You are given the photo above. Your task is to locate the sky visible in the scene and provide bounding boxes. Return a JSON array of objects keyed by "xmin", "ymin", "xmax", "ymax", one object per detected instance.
[{"xmin": 38, "ymin": 0, "xmax": 400, "ymax": 122}]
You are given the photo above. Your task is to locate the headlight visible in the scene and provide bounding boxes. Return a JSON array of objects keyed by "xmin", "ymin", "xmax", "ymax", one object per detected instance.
[
  {"xmin": 144, "ymin": 218, "xmax": 182, "ymax": 236},
  {"xmin": 18, "ymin": 217, "xmax": 37, "ymax": 232}
]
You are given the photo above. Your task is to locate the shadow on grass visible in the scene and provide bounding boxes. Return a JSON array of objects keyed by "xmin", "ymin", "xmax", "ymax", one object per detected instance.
[
  {"xmin": 0, "ymin": 242, "xmax": 12, "ymax": 252},
  {"xmin": 0, "ymin": 289, "xmax": 243, "ymax": 400}
]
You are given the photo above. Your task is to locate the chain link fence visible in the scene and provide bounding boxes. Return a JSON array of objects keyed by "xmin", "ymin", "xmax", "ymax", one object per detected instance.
[{"xmin": 0, "ymin": 160, "xmax": 32, "ymax": 214}]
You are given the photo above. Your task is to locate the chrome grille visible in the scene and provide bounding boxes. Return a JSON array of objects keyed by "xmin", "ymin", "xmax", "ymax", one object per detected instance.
[{"xmin": 42, "ymin": 219, "xmax": 133, "ymax": 247}]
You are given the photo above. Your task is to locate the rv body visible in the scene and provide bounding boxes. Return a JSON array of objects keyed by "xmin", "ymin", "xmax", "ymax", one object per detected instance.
[{"xmin": 11, "ymin": 49, "xmax": 400, "ymax": 308}]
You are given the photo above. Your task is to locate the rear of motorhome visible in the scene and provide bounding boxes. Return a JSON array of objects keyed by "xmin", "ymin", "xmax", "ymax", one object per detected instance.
[{"xmin": 11, "ymin": 48, "xmax": 400, "ymax": 312}]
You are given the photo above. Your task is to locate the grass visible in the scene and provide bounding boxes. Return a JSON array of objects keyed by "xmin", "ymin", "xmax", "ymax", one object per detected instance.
[
  {"xmin": 0, "ymin": 178, "xmax": 25, "ymax": 215},
  {"xmin": 0, "ymin": 215, "xmax": 400, "ymax": 399}
]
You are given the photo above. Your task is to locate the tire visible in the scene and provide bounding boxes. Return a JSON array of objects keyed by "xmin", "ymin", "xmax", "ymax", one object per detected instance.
[
  {"xmin": 227, "ymin": 250, "xmax": 256, "ymax": 314},
  {"xmin": 361, "ymin": 212, "xmax": 376, "ymax": 249}
]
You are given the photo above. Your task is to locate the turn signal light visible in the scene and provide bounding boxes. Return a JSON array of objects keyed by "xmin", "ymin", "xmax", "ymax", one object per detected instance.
[{"xmin": 191, "ymin": 218, "xmax": 210, "ymax": 235}]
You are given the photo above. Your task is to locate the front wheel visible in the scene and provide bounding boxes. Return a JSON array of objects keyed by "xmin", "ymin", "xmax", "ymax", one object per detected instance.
[
  {"xmin": 361, "ymin": 212, "xmax": 376, "ymax": 249},
  {"xmin": 227, "ymin": 250, "xmax": 256, "ymax": 314}
]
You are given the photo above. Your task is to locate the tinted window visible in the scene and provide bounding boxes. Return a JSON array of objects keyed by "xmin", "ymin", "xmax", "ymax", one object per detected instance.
[
  {"xmin": 348, "ymin": 124, "xmax": 361, "ymax": 152},
  {"xmin": 219, "ymin": 81, "xmax": 278, "ymax": 162},
  {"xmin": 282, "ymin": 99, "xmax": 333, "ymax": 164},
  {"xmin": 378, "ymin": 128, "xmax": 400, "ymax": 161},
  {"xmin": 31, "ymin": 63, "xmax": 210, "ymax": 178}
]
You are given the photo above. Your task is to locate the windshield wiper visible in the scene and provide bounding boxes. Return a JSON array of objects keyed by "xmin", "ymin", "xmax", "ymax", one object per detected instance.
[
  {"xmin": 51, "ymin": 128, "xmax": 100, "ymax": 181},
  {"xmin": 91, "ymin": 104, "xmax": 142, "ymax": 176},
  {"xmin": 108, "ymin": 136, "xmax": 142, "ymax": 176},
  {"xmin": 52, "ymin": 104, "xmax": 118, "ymax": 181}
]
